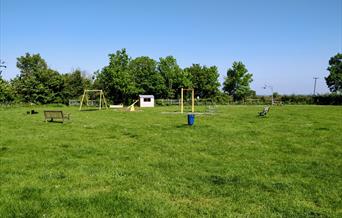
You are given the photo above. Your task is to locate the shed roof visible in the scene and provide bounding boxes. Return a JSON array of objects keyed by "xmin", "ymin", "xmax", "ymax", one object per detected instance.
[{"xmin": 139, "ymin": 95, "xmax": 154, "ymax": 98}]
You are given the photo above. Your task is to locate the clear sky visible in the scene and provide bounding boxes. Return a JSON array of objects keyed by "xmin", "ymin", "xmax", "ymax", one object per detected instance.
[{"xmin": 0, "ymin": 0, "xmax": 341, "ymax": 95}]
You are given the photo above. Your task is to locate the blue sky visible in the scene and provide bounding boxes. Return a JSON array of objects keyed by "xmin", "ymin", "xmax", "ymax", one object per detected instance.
[{"xmin": 0, "ymin": 0, "xmax": 341, "ymax": 94}]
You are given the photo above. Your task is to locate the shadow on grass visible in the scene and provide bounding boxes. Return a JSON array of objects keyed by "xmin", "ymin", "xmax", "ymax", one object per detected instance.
[
  {"xmin": 257, "ymin": 115, "xmax": 269, "ymax": 118},
  {"xmin": 44, "ymin": 120, "xmax": 70, "ymax": 124},
  {"xmin": 0, "ymin": 146, "xmax": 8, "ymax": 152},
  {"xmin": 176, "ymin": 124, "xmax": 193, "ymax": 128},
  {"xmin": 79, "ymin": 109, "xmax": 100, "ymax": 112}
]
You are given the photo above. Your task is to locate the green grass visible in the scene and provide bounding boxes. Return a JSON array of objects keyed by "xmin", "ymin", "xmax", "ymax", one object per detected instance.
[{"xmin": 0, "ymin": 105, "xmax": 341, "ymax": 217}]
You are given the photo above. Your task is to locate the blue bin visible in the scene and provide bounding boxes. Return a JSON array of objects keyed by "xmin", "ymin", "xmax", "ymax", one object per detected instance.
[{"xmin": 187, "ymin": 114, "xmax": 195, "ymax": 125}]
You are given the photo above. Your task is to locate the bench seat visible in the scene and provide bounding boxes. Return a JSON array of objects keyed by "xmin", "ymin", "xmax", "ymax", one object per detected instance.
[{"xmin": 44, "ymin": 110, "xmax": 70, "ymax": 123}]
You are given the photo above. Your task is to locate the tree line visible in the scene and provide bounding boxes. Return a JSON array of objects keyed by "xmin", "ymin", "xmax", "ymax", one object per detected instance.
[
  {"xmin": 0, "ymin": 49, "xmax": 255, "ymax": 105},
  {"xmin": 0, "ymin": 51, "xmax": 341, "ymax": 105}
]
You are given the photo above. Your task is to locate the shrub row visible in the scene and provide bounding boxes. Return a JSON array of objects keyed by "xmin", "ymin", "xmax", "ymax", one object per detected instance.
[
  {"xmin": 156, "ymin": 94, "xmax": 342, "ymax": 106},
  {"xmin": 312, "ymin": 94, "xmax": 342, "ymax": 105},
  {"xmin": 2, "ymin": 94, "xmax": 342, "ymax": 106}
]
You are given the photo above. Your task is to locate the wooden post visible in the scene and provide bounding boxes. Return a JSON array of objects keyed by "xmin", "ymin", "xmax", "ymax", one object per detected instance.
[
  {"xmin": 181, "ymin": 88, "xmax": 184, "ymax": 114},
  {"xmin": 103, "ymin": 92, "xmax": 108, "ymax": 109},
  {"xmin": 79, "ymin": 90, "xmax": 86, "ymax": 110},
  {"xmin": 192, "ymin": 89, "xmax": 194, "ymax": 113},
  {"xmin": 99, "ymin": 91, "xmax": 102, "ymax": 110}
]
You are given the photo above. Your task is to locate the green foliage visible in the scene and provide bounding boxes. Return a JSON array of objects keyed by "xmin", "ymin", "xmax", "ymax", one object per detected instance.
[
  {"xmin": 211, "ymin": 92, "xmax": 231, "ymax": 105},
  {"xmin": 0, "ymin": 76, "xmax": 15, "ymax": 103},
  {"xmin": 280, "ymin": 95, "xmax": 314, "ymax": 104},
  {"xmin": 12, "ymin": 53, "xmax": 64, "ymax": 104},
  {"xmin": 0, "ymin": 106, "xmax": 341, "ymax": 216},
  {"xmin": 95, "ymin": 51, "xmax": 221, "ymax": 102},
  {"xmin": 6, "ymin": 50, "xmax": 248, "ymax": 105},
  {"xmin": 130, "ymin": 56, "xmax": 166, "ymax": 98},
  {"xmin": 184, "ymin": 64, "xmax": 220, "ymax": 98},
  {"xmin": 16, "ymin": 53, "xmax": 48, "ymax": 77},
  {"xmin": 63, "ymin": 69, "xmax": 92, "ymax": 103},
  {"xmin": 325, "ymin": 53, "xmax": 342, "ymax": 93},
  {"xmin": 6, "ymin": 51, "xmax": 342, "ymax": 106},
  {"xmin": 278, "ymin": 94, "xmax": 342, "ymax": 105},
  {"xmin": 157, "ymin": 56, "xmax": 189, "ymax": 98},
  {"xmin": 313, "ymin": 93, "xmax": 342, "ymax": 105},
  {"xmin": 95, "ymin": 50, "xmax": 171, "ymax": 104},
  {"xmin": 226, "ymin": 94, "xmax": 342, "ymax": 105},
  {"xmin": 94, "ymin": 49, "xmax": 138, "ymax": 104},
  {"xmin": 223, "ymin": 61, "xmax": 254, "ymax": 101}
]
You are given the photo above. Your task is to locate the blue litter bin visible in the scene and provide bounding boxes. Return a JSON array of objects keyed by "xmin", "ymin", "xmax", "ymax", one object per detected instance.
[{"xmin": 188, "ymin": 114, "xmax": 195, "ymax": 125}]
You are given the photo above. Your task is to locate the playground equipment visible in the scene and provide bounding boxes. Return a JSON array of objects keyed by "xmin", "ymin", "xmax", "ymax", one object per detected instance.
[
  {"xmin": 109, "ymin": 104, "xmax": 124, "ymax": 109},
  {"xmin": 79, "ymin": 90, "xmax": 108, "ymax": 110},
  {"xmin": 203, "ymin": 98, "xmax": 217, "ymax": 113},
  {"xmin": 139, "ymin": 95, "xmax": 155, "ymax": 107},
  {"xmin": 259, "ymin": 106, "xmax": 270, "ymax": 117},
  {"xmin": 127, "ymin": 100, "xmax": 139, "ymax": 112},
  {"xmin": 180, "ymin": 88, "xmax": 195, "ymax": 113},
  {"xmin": 69, "ymin": 99, "xmax": 81, "ymax": 106}
]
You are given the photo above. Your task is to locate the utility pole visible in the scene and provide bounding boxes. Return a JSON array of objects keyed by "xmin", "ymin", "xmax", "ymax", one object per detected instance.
[
  {"xmin": 263, "ymin": 84, "xmax": 274, "ymax": 105},
  {"xmin": 313, "ymin": 77, "xmax": 319, "ymax": 95}
]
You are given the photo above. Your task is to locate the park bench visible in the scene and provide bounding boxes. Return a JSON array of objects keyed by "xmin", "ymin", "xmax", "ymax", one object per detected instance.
[
  {"xmin": 259, "ymin": 106, "xmax": 270, "ymax": 117},
  {"xmin": 44, "ymin": 110, "xmax": 70, "ymax": 123}
]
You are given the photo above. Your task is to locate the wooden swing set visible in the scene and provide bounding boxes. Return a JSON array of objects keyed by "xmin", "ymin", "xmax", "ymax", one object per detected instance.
[{"xmin": 79, "ymin": 90, "xmax": 108, "ymax": 110}]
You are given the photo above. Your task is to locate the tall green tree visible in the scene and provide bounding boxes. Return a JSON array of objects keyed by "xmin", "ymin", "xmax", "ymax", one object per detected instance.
[
  {"xmin": 63, "ymin": 69, "xmax": 92, "ymax": 102},
  {"xmin": 325, "ymin": 53, "xmax": 342, "ymax": 93},
  {"xmin": 94, "ymin": 49, "xmax": 138, "ymax": 104},
  {"xmin": 173, "ymin": 70, "xmax": 193, "ymax": 98},
  {"xmin": 223, "ymin": 61, "xmax": 254, "ymax": 101},
  {"xmin": 12, "ymin": 53, "xmax": 64, "ymax": 103},
  {"xmin": 130, "ymin": 56, "xmax": 166, "ymax": 98},
  {"xmin": 157, "ymin": 56, "xmax": 191, "ymax": 98},
  {"xmin": 158, "ymin": 56, "xmax": 180, "ymax": 98},
  {"xmin": 184, "ymin": 64, "xmax": 220, "ymax": 98}
]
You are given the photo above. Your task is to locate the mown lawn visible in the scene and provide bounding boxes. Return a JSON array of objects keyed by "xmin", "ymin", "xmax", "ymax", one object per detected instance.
[{"xmin": 0, "ymin": 105, "xmax": 341, "ymax": 217}]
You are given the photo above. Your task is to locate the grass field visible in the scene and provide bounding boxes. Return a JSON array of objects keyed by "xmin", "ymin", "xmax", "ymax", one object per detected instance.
[{"xmin": 0, "ymin": 105, "xmax": 341, "ymax": 217}]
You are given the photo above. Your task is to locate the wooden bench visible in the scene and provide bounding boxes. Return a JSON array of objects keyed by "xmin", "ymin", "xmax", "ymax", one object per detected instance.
[
  {"xmin": 259, "ymin": 106, "xmax": 270, "ymax": 117},
  {"xmin": 44, "ymin": 110, "xmax": 70, "ymax": 123}
]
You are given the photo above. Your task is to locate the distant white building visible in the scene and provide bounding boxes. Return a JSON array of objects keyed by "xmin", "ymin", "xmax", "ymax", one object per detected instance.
[{"xmin": 139, "ymin": 95, "xmax": 155, "ymax": 107}]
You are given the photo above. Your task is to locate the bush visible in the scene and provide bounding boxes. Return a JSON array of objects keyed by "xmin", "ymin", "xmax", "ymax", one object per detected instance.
[
  {"xmin": 280, "ymin": 95, "xmax": 314, "ymax": 104},
  {"xmin": 0, "ymin": 79, "xmax": 15, "ymax": 104},
  {"xmin": 211, "ymin": 94, "xmax": 232, "ymax": 105},
  {"xmin": 227, "ymin": 94, "xmax": 342, "ymax": 105},
  {"xmin": 313, "ymin": 94, "xmax": 342, "ymax": 105}
]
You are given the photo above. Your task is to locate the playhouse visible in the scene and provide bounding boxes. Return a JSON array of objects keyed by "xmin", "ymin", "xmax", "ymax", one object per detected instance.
[{"xmin": 139, "ymin": 95, "xmax": 155, "ymax": 107}]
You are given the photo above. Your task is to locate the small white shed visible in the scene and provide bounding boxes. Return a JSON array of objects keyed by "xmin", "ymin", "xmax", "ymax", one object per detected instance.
[{"xmin": 139, "ymin": 95, "xmax": 155, "ymax": 107}]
